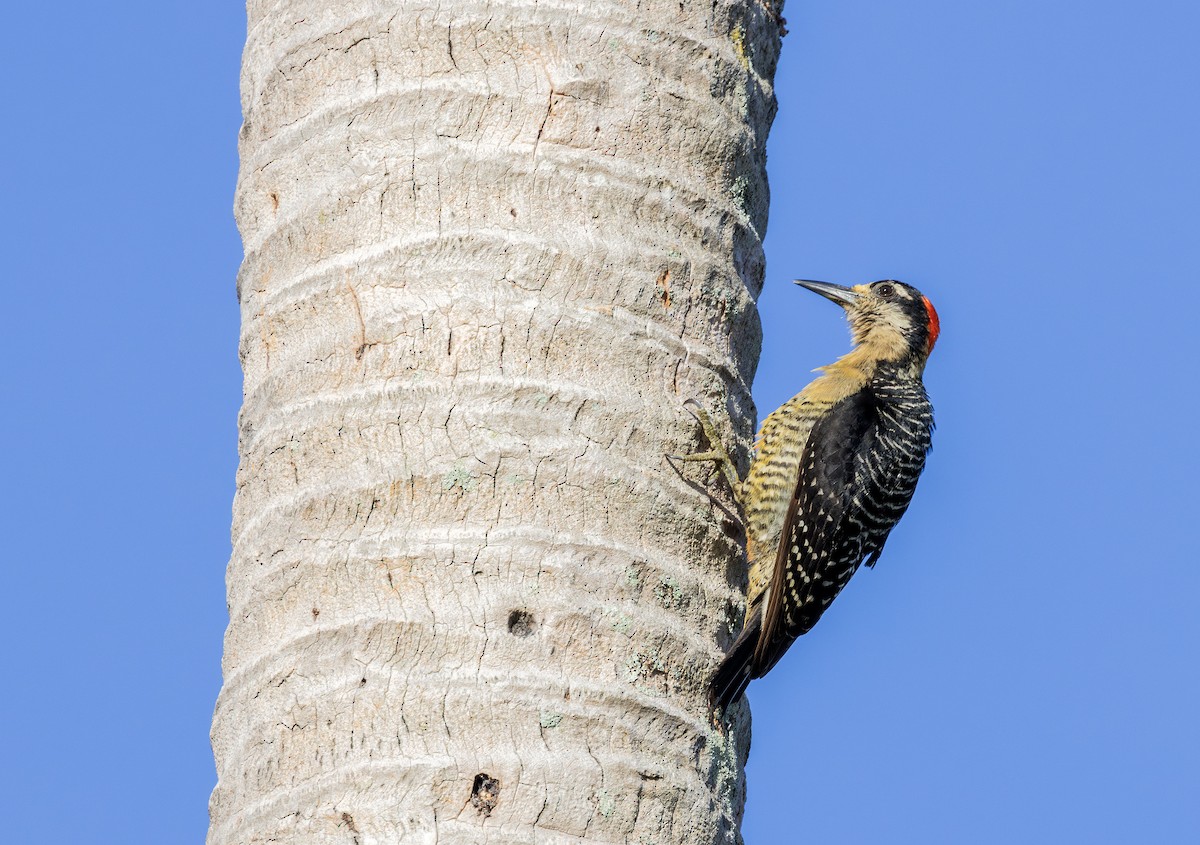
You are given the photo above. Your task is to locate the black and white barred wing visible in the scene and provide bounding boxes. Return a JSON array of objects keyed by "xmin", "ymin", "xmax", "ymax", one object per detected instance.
[{"xmin": 752, "ymin": 389, "xmax": 876, "ymax": 677}]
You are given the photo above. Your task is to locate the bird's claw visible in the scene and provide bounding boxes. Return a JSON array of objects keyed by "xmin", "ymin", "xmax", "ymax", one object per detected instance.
[{"xmin": 673, "ymin": 398, "xmax": 742, "ymax": 501}]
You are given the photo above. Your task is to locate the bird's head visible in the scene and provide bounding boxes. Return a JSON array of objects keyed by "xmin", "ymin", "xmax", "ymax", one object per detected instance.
[{"xmin": 795, "ymin": 279, "xmax": 940, "ymax": 368}]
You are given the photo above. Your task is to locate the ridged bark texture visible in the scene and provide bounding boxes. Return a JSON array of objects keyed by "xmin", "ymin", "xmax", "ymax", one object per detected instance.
[{"xmin": 211, "ymin": 1, "xmax": 782, "ymax": 843}]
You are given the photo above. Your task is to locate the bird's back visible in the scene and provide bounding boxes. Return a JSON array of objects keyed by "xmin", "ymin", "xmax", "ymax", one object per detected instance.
[
  {"xmin": 753, "ymin": 364, "xmax": 933, "ymax": 673},
  {"xmin": 740, "ymin": 365, "xmax": 869, "ymax": 613}
]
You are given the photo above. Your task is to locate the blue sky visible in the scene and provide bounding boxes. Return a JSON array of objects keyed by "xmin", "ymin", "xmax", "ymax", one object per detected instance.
[{"xmin": 2, "ymin": 2, "xmax": 1197, "ymax": 842}]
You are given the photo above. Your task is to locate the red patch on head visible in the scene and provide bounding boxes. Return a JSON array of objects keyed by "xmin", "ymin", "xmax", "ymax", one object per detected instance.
[{"xmin": 922, "ymin": 296, "xmax": 940, "ymax": 354}]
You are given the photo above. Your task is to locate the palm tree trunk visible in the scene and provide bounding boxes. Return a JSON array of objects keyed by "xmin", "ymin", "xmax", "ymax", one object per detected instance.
[{"xmin": 210, "ymin": 2, "xmax": 784, "ymax": 842}]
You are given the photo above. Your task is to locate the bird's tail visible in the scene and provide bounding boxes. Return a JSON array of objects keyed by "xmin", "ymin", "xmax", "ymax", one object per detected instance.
[{"xmin": 711, "ymin": 608, "xmax": 761, "ymax": 714}]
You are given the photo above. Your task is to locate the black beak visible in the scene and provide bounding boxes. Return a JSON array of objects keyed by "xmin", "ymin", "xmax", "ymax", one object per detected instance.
[{"xmin": 794, "ymin": 280, "xmax": 861, "ymax": 308}]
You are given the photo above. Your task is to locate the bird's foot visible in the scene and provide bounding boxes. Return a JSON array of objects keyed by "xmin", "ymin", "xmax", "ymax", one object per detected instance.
[{"xmin": 669, "ymin": 399, "xmax": 743, "ymax": 502}]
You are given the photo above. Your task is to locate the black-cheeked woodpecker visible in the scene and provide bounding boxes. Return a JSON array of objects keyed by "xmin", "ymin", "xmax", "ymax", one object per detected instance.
[{"xmin": 682, "ymin": 279, "xmax": 940, "ymax": 711}]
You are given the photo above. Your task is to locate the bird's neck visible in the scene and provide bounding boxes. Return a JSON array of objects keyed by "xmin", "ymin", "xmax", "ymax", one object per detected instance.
[
  {"xmin": 822, "ymin": 344, "xmax": 926, "ymax": 385},
  {"xmin": 871, "ymin": 358, "xmax": 927, "ymax": 387}
]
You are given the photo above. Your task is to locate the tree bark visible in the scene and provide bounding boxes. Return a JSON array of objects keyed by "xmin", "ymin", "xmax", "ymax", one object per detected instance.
[{"xmin": 210, "ymin": 2, "xmax": 783, "ymax": 842}]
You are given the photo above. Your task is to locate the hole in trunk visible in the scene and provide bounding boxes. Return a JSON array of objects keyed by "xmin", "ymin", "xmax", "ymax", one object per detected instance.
[
  {"xmin": 471, "ymin": 773, "xmax": 500, "ymax": 816},
  {"xmin": 507, "ymin": 610, "xmax": 536, "ymax": 637}
]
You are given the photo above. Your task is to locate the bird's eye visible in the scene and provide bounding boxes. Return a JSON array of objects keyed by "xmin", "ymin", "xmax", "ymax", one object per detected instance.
[{"xmin": 875, "ymin": 283, "xmax": 896, "ymax": 298}]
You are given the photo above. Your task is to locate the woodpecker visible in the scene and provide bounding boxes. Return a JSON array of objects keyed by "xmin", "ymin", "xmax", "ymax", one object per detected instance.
[{"xmin": 683, "ymin": 279, "xmax": 939, "ymax": 712}]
